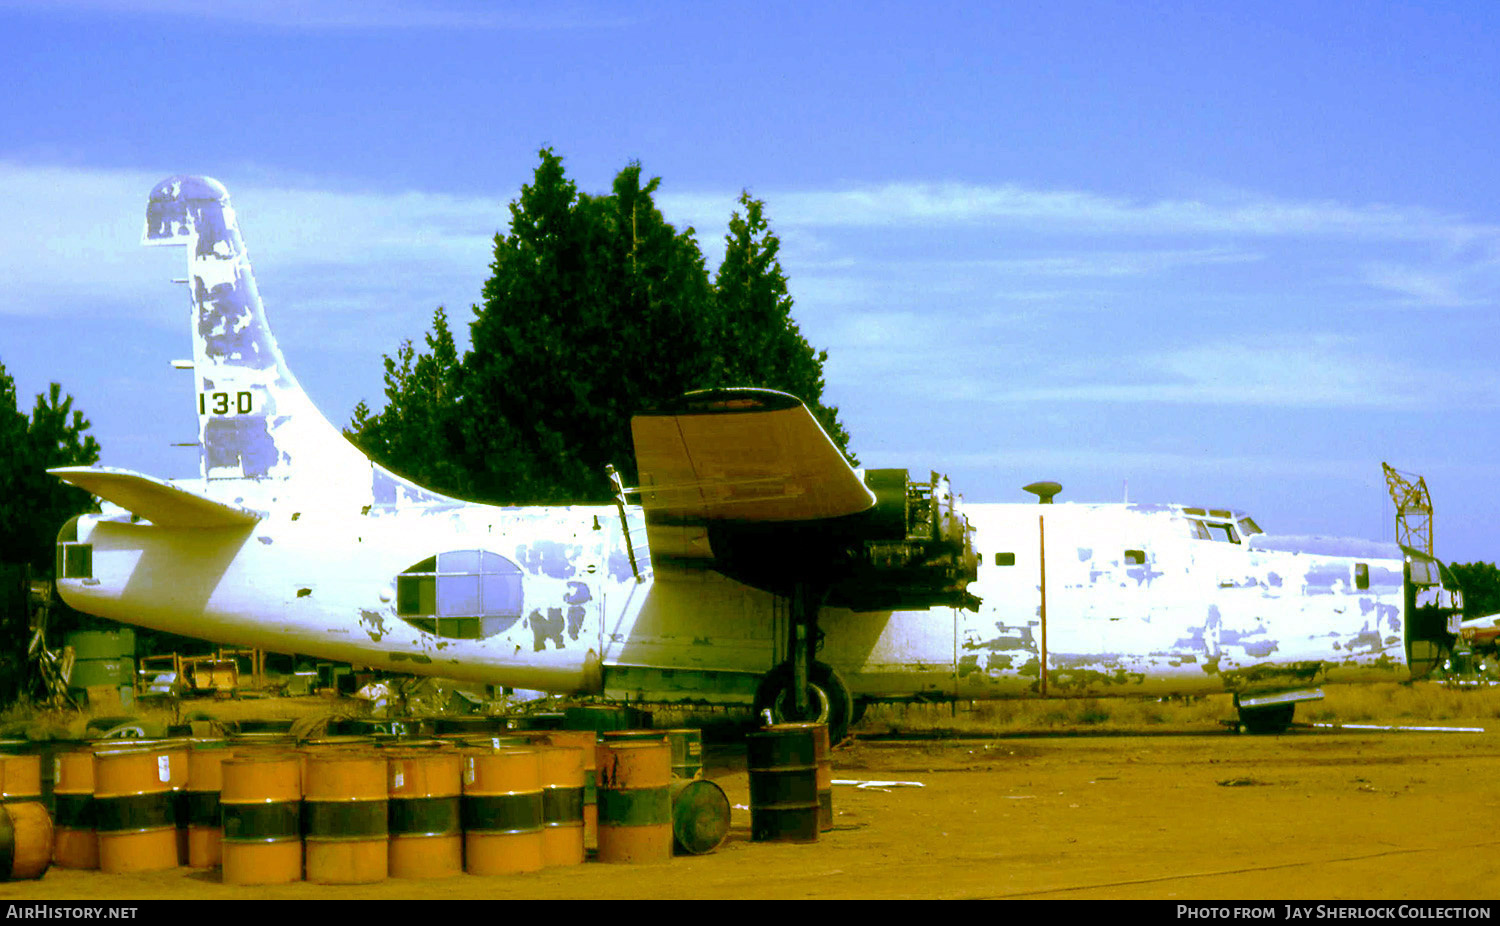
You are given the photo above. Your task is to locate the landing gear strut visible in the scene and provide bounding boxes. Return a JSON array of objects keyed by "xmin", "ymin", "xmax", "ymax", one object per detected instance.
[{"xmin": 754, "ymin": 580, "xmax": 852, "ymax": 743}]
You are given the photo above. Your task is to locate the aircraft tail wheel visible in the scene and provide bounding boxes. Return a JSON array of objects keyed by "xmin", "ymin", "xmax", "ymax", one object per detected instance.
[
  {"xmin": 754, "ymin": 661, "xmax": 851, "ymax": 744},
  {"xmin": 1237, "ymin": 702, "xmax": 1295, "ymax": 735}
]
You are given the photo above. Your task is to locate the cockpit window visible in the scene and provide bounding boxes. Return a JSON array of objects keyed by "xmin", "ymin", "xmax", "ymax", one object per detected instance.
[
  {"xmin": 1237, "ymin": 517, "xmax": 1262, "ymax": 536},
  {"xmin": 1204, "ymin": 522, "xmax": 1239, "ymax": 544},
  {"xmin": 1186, "ymin": 518, "xmax": 1239, "ymax": 543},
  {"xmin": 395, "ymin": 550, "xmax": 523, "ymax": 640}
]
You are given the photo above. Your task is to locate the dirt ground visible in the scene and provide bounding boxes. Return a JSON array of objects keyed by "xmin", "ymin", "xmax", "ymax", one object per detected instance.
[{"xmin": 7, "ymin": 719, "xmax": 1500, "ymax": 901}]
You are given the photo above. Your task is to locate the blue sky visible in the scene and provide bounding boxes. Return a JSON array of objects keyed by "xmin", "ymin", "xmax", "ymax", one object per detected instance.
[{"xmin": 2, "ymin": 1, "xmax": 1498, "ymax": 563}]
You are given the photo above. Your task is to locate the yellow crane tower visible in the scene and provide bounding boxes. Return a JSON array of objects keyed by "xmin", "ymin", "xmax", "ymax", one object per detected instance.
[{"xmin": 1381, "ymin": 462, "xmax": 1433, "ymax": 557}]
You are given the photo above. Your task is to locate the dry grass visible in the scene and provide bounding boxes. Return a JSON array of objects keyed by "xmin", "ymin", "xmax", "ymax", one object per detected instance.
[
  {"xmin": 855, "ymin": 682, "xmax": 1500, "ymax": 736},
  {"xmin": 3, "ymin": 681, "xmax": 1497, "ymax": 743}
]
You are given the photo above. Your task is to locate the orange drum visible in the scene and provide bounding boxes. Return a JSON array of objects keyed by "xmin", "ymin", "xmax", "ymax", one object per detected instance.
[
  {"xmin": 186, "ymin": 741, "xmax": 230, "ymax": 868},
  {"xmin": 51, "ymin": 749, "xmax": 97, "ymax": 869},
  {"xmin": 595, "ymin": 740, "xmax": 672, "ymax": 863},
  {"xmin": 0, "ymin": 802, "xmax": 54, "ymax": 880},
  {"xmin": 386, "ymin": 751, "xmax": 462, "ymax": 879},
  {"xmin": 535, "ymin": 746, "xmax": 585, "ymax": 867},
  {"xmin": 302, "ymin": 752, "xmax": 387, "ymax": 884},
  {"xmin": 461, "ymin": 748, "xmax": 543, "ymax": 875},
  {"xmin": 532, "ymin": 730, "xmax": 599, "ymax": 849},
  {"xmin": 220, "ymin": 754, "xmax": 302, "ymax": 885},
  {"xmin": 0, "ymin": 754, "xmax": 42, "ymax": 804},
  {"xmin": 92, "ymin": 747, "xmax": 178, "ymax": 873}
]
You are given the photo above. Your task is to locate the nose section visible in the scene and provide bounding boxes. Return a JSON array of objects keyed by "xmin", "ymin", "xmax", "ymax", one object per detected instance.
[{"xmin": 1404, "ymin": 550, "xmax": 1461, "ymax": 680}]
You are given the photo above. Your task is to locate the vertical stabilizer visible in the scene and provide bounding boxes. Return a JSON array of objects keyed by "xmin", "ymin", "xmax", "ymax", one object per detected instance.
[{"xmin": 145, "ymin": 176, "xmax": 452, "ymax": 512}]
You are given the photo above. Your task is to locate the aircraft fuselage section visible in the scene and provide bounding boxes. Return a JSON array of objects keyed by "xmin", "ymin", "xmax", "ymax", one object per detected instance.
[
  {"xmin": 58, "ymin": 502, "xmax": 650, "ymax": 692},
  {"xmin": 58, "ymin": 500, "xmax": 1421, "ymax": 705}
]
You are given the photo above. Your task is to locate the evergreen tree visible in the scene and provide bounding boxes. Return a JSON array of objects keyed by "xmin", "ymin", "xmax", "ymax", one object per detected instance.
[
  {"xmin": 1452, "ymin": 562, "xmax": 1500, "ymax": 619},
  {"xmin": 351, "ymin": 149, "xmax": 852, "ymax": 504},
  {"xmin": 712, "ymin": 192, "xmax": 853, "ymax": 460},
  {"xmin": 0, "ymin": 362, "xmax": 100, "ymax": 573},
  {"xmin": 347, "ymin": 307, "xmax": 468, "ymax": 496}
]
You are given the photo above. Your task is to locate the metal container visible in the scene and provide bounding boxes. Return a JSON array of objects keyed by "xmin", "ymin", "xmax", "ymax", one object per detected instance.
[{"xmin": 746, "ymin": 727, "xmax": 819, "ymax": 843}]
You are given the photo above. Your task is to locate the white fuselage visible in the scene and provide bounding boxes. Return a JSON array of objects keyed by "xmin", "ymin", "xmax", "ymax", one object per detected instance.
[{"xmin": 58, "ymin": 498, "xmax": 1411, "ymax": 704}]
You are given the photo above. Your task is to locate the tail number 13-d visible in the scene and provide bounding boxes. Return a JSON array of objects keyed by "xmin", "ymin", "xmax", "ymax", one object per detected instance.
[{"xmin": 200, "ymin": 391, "xmax": 254, "ymax": 415}]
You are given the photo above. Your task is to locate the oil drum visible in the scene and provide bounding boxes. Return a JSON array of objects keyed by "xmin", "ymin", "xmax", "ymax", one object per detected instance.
[
  {"xmin": 185, "ymin": 740, "xmax": 230, "ymax": 868},
  {"xmin": 92, "ymin": 746, "xmax": 179, "ymax": 872},
  {"xmin": 669, "ymin": 778, "xmax": 729, "ymax": 855},
  {"xmin": 0, "ymin": 753, "xmax": 42, "ymax": 804},
  {"xmin": 766, "ymin": 722, "xmax": 832, "ymax": 831},
  {"xmin": 385, "ymin": 750, "xmax": 462, "ymax": 879},
  {"xmin": 534, "ymin": 745, "xmax": 585, "ymax": 867},
  {"xmin": 746, "ymin": 727, "xmax": 819, "ymax": 843},
  {"xmin": 220, "ymin": 754, "xmax": 302, "ymax": 885},
  {"xmin": 0, "ymin": 802, "xmax": 53, "ymax": 880},
  {"xmin": 531, "ymin": 729, "xmax": 599, "ymax": 849},
  {"xmin": 461, "ymin": 748, "xmax": 544, "ymax": 875},
  {"xmin": 595, "ymin": 739, "xmax": 672, "ymax": 863},
  {"xmin": 302, "ymin": 752, "xmax": 388, "ymax": 884},
  {"xmin": 51, "ymin": 749, "xmax": 96, "ymax": 869}
]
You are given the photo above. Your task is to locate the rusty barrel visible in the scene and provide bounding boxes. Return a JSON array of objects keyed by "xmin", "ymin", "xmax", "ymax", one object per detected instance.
[
  {"xmin": 185, "ymin": 740, "xmax": 230, "ymax": 868},
  {"xmin": 92, "ymin": 747, "xmax": 178, "ymax": 872},
  {"xmin": 302, "ymin": 752, "xmax": 388, "ymax": 884},
  {"xmin": 51, "ymin": 749, "xmax": 96, "ymax": 869},
  {"xmin": 220, "ymin": 754, "xmax": 302, "ymax": 885},
  {"xmin": 747, "ymin": 727, "xmax": 819, "ymax": 843},
  {"xmin": 462, "ymin": 748, "xmax": 544, "ymax": 875},
  {"xmin": 595, "ymin": 739, "xmax": 672, "ymax": 863},
  {"xmin": 534, "ymin": 746, "xmax": 585, "ymax": 867},
  {"xmin": 669, "ymin": 778, "xmax": 729, "ymax": 855},
  {"xmin": 0, "ymin": 802, "xmax": 53, "ymax": 880},
  {"xmin": 767, "ymin": 722, "xmax": 832, "ymax": 831},
  {"xmin": 385, "ymin": 750, "xmax": 462, "ymax": 879},
  {"xmin": 530, "ymin": 730, "xmax": 599, "ymax": 849}
]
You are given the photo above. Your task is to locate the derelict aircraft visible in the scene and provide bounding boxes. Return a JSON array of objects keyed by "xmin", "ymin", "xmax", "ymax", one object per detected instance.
[{"xmin": 51, "ymin": 176, "xmax": 1465, "ymax": 741}]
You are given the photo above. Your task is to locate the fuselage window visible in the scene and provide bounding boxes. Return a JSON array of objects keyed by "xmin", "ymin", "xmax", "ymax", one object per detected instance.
[
  {"xmin": 994, "ymin": 552, "xmax": 1016, "ymax": 566},
  {"xmin": 395, "ymin": 550, "xmax": 523, "ymax": 640},
  {"xmin": 58, "ymin": 543, "xmax": 92, "ymax": 580},
  {"xmin": 1124, "ymin": 549, "xmax": 1146, "ymax": 565},
  {"xmin": 1355, "ymin": 563, "xmax": 1370, "ymax": 590}
]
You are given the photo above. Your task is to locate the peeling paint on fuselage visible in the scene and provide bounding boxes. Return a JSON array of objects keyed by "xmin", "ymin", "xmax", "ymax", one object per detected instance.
[{"xmin": 59, "ymin": 177, "xmax": 1422, "ymax": 711}]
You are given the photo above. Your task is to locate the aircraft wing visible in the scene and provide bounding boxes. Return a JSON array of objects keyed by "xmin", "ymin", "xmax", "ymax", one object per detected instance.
[
  {"xmin": 630, "ymin": 389, "xmax": 873, "ymax": 523},
  {"xmin": 50, "ymin": 467, "xmax": 262, "ymax": 528}
]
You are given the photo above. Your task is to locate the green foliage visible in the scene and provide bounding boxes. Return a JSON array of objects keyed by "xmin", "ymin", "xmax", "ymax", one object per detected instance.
[
  {"xmin": 0, "ymin": 361, "xmax": 101, "ymax": 702},
  {"xmin": 0, "ymin": 362, "xmax": 100, "ymax": 573},
  {"xmin": 711, "ymin": 192, "xmax": 852, "ymax": 458},
  {"xmin": 347, "ymin": 308, "xmax": 471, "ymax": 497},
  {"xmin": 350, "ymin": 148, "xmax": 853, "ymax": 504},
  {"xmin": 1451, "ymin": 562, "xmax": 1500, "ymax": 618}
]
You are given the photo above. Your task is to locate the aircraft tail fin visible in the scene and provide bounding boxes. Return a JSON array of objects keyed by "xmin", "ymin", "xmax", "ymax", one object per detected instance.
[{"xmin": 145, "ymin": 176, "xmax": 451, "ymax": 511}]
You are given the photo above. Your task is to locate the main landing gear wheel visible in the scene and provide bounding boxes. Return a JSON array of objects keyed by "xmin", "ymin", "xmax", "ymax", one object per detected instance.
[
  {"xmin": 1237, "ymin": 702, "xmax": 1295, "ymax": 735},
  {"xmin": 754, "ymin": 661, "xmax": 851, "ymax": 744}
]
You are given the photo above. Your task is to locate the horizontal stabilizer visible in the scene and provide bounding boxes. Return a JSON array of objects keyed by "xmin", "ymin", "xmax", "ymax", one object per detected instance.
[
  {"xmin": 630, "ymin": 389, "xmax": 873, "ymax": 522},
  {"xmin": 50, "ymin": 467, "xmax": 261, "ymax": 528}
]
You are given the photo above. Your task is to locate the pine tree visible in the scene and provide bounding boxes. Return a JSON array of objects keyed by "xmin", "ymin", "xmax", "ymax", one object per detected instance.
[
  {"xmin": 350, "ymin": 149, "xmax": 853, "ymax": 504},
  {"xmin": 712, "ymin": 192, "xmax": 853, "ymax": 460},
  {"xmin": 0, "ymin": 363, "xmax": 101, "ymax": 573}
]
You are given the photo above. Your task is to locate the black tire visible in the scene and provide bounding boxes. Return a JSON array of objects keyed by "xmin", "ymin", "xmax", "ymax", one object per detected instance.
[
  {"xmin": 754, "ymin": 660, "xmax": 851, "ymax": 743},
  {"xmin": 1238, "ymin": 703, "xmax": 1295, "ymax": 734}
]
